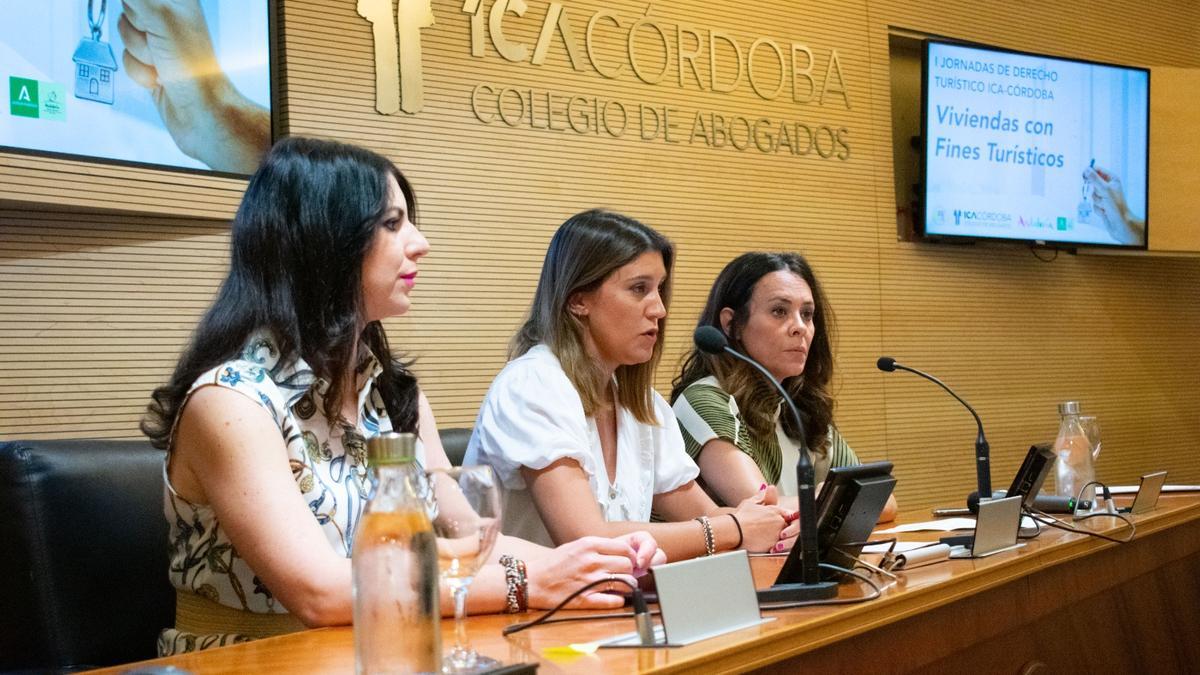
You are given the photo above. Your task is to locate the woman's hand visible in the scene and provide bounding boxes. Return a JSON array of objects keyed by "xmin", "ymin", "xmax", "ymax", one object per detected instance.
[
  {"xmin": 774, "ymin": 514, "xmax": 801, "ymax": 553},
  {"xmin": 524, "ymin": 536, "xmax": 648, "ymax": 609},
  {"xmin": 732, "ymin": 487, "xmax": 790, "ymax": 552},
  {"xmin": 1085, "ymin": 165, "xmax": 1145, "ymax": 245},
  {"xmin": 119, "ymin": 0, "xmax": 269, "ymax": 172},
  {"xmin": 615, "ymin": 530, "xmax": 668, "ymax": 572}
]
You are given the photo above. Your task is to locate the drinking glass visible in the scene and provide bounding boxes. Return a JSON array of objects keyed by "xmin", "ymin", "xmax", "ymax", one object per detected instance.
[
  {"xmin": 426, "ymin": 465, "xmax": 503, "ymax": 673},
  {"xmin": 1079, "ymin": 415, "xmax": 1102, "ymax": 462}
]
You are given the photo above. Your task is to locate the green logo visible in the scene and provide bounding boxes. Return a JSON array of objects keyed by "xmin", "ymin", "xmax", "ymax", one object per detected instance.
[
  {"xmin": 9, "ymin": 76, "xmax": 39, "ymax": 118},
  {"xmin": 1056, "ymin": 217, "xmax": 1068, "ymax": 231},
  {"xmin": 40, "ymin": 83, "xmax": 66, "ymax": 121}
]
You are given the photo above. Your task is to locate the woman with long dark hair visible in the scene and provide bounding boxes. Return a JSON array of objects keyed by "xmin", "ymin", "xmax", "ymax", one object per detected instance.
[
  {"xmin": 670, "ymin": 252, "xmax": 897, "ymax": 522},
  {"xmin": 143, "ymin": 138, "xmax": 661, "ymax": 655},
  {"xmin": 465, "ymin": 210, "xmax": 792, "ymax": 562}
]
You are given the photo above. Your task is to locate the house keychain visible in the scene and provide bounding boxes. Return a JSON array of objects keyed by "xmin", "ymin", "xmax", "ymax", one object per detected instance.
[{"xmin": 72, "ymin": 0, "xmax": 118, "ymax": 104}]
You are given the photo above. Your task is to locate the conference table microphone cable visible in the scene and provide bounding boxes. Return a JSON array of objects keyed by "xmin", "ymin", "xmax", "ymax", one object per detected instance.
[
  {"xmin": 502, "ymin": 563, "xmax": 886, "ymax": 637},
  {"xmin": 1023, "ymin": 481, "xmax": 1137, "ymax": 544},
  {"xmin": 502, "ymin": 577, "xmax": 657, "ymax": 639},
  {"xmin": 758, "ymin": 563, "xmax": 885, "ymax": 610}
]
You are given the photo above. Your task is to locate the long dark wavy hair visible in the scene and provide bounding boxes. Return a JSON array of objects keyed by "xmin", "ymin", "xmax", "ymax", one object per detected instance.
[
  {"xmin": 142, "ymin": 136, "xmax": 421, "ymax": 448},
  {"xmin": 511, "ymin": 209, "xmax": 674, "ymax": 425},
  {"xmin": 670, "ymin": 252, "xmax": 836, "ymax": 454}
]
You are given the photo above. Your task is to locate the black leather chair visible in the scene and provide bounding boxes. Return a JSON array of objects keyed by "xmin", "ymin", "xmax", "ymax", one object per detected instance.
[
  {"xmin": 438, "ymin": 427, "xmax": 473, "ymax": 466},
  {"xmin": 0, "ymin": 439, "xmax": 174, "ymax": 672}
]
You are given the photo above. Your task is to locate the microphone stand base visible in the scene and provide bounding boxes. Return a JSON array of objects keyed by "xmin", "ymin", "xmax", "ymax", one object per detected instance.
[{"xmin": 756, "ymin": 580, "xmax": 838, "ymax": 603}]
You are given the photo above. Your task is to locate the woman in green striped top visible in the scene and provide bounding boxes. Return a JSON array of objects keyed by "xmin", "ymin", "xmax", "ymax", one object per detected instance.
[{"xmin": 670, "ymin": 252, "xmax": 896, "ymax": 539}]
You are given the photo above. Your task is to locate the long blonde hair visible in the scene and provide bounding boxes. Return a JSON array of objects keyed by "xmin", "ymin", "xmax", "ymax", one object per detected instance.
[{"xmin": 512, "ymin": 209, "xmax": 674, "ymax": 424}]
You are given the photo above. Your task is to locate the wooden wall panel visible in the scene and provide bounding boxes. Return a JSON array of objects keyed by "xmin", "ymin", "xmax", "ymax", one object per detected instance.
[
  {"xmin": 1148, "ymin": 66, "xmax": 1200, "ymax": 252},
  {"xmin": 1, "ymin": 0, "xmax": 1198, "ymax": 513}
]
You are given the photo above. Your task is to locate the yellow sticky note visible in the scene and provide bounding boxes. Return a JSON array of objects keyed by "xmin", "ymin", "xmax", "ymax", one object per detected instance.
[{"xmin": 541, "ymin": 642, "xmax": 600, "ymax": 661}]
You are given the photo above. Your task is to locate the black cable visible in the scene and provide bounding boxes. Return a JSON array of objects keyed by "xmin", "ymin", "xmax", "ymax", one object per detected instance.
[
  {"xmin": 502, "ymin": 577, "xmax": 643, "ymax": 637},
  {"xmin": 1025, "ymin": 505, "xmax": 1136, "ymax": 544},
  {"xmin": 1073, "ymin": 480, "xmax": 1107, "ymax": 516},
  {"xmin": 502, "ymin": 608, "xmax": 657, "ymax": 630},
  {"xmin": 759, "ymin": 563, "xmax": 883, "ymax": 610},
  {"xmin": 1029, "ymin": 245, "xmax": 1059, "ymax": 262},
  {"xmin": 502, "ymin": 562, "xmax": 886, "ymax": 635},
  {"xmin": 1017, "ymin": 509, "xmax": 1043, "ymax": 540}
]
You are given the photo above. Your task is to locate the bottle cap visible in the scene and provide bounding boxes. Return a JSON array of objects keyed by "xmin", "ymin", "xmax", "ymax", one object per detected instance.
[
  {"xmin": 367, "ymin": 432, "xmax": 418, "ymax": 465},
  {"xmin": 1058, "ymin": 401, "xmax": 1081, "ymax": 415}
]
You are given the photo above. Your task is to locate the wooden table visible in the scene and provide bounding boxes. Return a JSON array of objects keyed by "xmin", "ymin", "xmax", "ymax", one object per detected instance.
[{"xmin": 93, "ymin": 495, "xmax": 1200, "ymax": 674}]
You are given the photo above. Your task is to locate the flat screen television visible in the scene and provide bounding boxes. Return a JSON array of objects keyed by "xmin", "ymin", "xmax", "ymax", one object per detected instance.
[
  {"xmin": 920, "ymin": 40, "xmax": 1149, "ymax": 249},
  {"xmin": 1, "ymin": 0, "xmax": 271, "ymax": 176}
]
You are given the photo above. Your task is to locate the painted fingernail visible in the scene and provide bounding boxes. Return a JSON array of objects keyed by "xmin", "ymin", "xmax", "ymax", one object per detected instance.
[
  {"xmin": 759, "ymin": 483, "xmax": 767, "ymax": 491},
  {"xmin": 773, "ymin": 542, "xmax": 785, "ymax": 552}
]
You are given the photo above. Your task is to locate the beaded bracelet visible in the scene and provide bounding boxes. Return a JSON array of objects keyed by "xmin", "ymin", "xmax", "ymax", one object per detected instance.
[
  {"xmin": 694, "ymin": 515, "xmax": 715, "ymax": 556},
  {"xmin": 498, "ymin": 555, "xmax": 528, "ymax": 613}
]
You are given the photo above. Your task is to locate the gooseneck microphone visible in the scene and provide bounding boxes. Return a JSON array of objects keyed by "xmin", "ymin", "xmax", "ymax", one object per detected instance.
[
  {"xmin": 877, "ymin": 357, "xmax": 992, "ymax": 510},
  {"xmin": 695, "ymin": 326, "xmax": 836, "ymax": 600}
]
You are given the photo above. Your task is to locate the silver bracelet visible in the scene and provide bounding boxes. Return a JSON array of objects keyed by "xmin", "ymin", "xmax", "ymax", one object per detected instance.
[
  {"xmin": 498, "ymin": 555, "xmax": 527, "ymax": 613},
  {"xmin": 694, "ymin": 515, "xmax": 715, "ymax": 556}
]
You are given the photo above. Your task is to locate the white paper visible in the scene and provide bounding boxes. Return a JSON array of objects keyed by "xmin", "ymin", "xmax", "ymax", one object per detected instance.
[
  {"xmin": 1105, "ymin": 484, "xmax": 1200, "ymax": 495},
  {"xmin": 862, "ymin": 541, "xmax": 940, "ymax": 554},
  {"xmin": 877, "ymin": 518, "xmax": 977, "ymax": 533},
  {"xmin": 877, "ymin": 516, "xmax": 1039, "ymax": 534}
]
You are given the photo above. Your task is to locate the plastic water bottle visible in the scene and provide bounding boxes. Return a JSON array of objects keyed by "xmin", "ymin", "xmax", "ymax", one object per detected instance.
[
  {"xmin": 353, "ymin": 432, "xmax": 441, "ymax": 674},
  {"xmin": 1053, "ymin": 401, "xmax": 1096, "ymax": 506}
]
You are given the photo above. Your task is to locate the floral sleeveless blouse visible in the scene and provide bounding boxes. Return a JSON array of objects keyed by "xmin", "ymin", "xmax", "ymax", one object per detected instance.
[{"xmin": 159, "ymin": 334, "xmax": 397, "ymax": 655}]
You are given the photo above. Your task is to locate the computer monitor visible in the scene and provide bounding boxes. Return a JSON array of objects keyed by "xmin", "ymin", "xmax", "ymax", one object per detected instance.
[
  {"xmin": 1006, "ymin": 443, "xmax": 1056, "ymax": 507},
  {"xmin": 774, "ymin": 461, "xmax": 896, "ymax": 584},
  {"xmin": 920, "ymin": 39, "xmax": 1150, "ymax": 249},
  {"xmin": 1, "ymin": 1, "xmax": 273, "ymax": 175}
]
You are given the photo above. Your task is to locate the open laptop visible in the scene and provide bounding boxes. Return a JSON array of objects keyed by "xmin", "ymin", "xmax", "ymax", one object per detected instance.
[{"xmin": 943, "ymin": 495, "xmax": 1023, "ymax": 558}]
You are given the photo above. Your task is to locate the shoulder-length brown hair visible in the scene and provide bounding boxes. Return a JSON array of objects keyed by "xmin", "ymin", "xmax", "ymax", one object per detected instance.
[
  {"xmin": 512, "ymin": 209, "xmax": 674, "ymax": 424},
  {"xmin": 670, "ymin": 252, "xmax": 836, "ymax": 454}
]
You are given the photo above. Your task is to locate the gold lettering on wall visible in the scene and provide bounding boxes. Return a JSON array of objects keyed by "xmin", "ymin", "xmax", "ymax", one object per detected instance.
[
  {"xmin": 462, "ymin": 81, "xmax": 851, "ymax": 158},
  {"xmin": 463, "ymin": 0, "xmax": 486, "ymax": 57},
  {"xmin": 358, "ymin": 0, "xmax": 857, "ymax": 155},
  {"xmin": 628, "ymin": 14, "xmax": 671, "ymax": 84},
  {"xmin": 357, "ymin": 0, "xmax": 400, "ymax": 114},
  {"xmin": 676, "ymin": 23, "xmax": 705, "ymax": 88},
  {"xmin": 822, "ymin": 48, "xmax": 851, "ymax": 109},
  {"xmin": 398, "ymin": 0, "xmax": 435, "ymax": 113},
  {"xmin": 791, "ymin": 43, "xmax": 815, "ymax": 103},
  {"xmin": 359, "ymin": 0, "xmax": 434, "ymax": 114},
  {"xmin": 585, "ymin": 11, "xmax": 624, "ymax": 78},
  {"xmin": 708, "ymin": 30, "xmax": 743, "ymax": 93},
  {"xmin": 747, "ymin": 37, "xmax": 785, "ymax": 100},
  {"xmin": 489, "ymin": 0, "xmax": 529, "ymax": 62},
  {"xmin": 532, "ymin": 2, "xmax": 585, "ymax": 69},
  {"xmin": 457, "ymin": 0, "xmax": 854, "ymax": 106}
]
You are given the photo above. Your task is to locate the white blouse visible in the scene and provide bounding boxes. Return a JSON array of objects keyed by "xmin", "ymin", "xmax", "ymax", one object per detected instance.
[{"xmin": 463, "ymin": 345, "xmax": 699, "ymax": 547}]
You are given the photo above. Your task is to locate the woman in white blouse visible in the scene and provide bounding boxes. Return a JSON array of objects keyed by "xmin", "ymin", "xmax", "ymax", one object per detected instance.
[{"xmin": 465, "ymin": 209, "xmax": 792, "ymax": 561}]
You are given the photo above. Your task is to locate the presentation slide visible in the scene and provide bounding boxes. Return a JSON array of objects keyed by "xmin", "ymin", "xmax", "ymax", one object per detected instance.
[
  {"xmin": 923, "ymin": 41, "xmax": 1148, "ymax": 247},
  {"xmin": 0, "ymin": 0, "xmax": 269, "ymax": 174}
]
